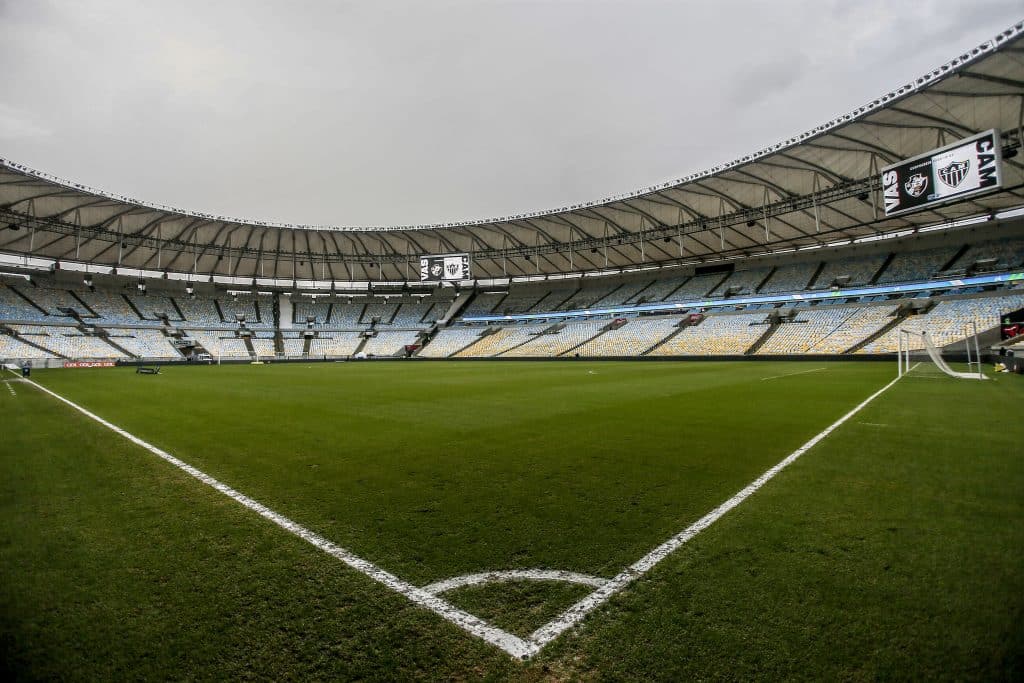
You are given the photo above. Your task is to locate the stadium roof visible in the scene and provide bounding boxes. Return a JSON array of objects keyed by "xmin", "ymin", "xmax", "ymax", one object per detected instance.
[{"xmin": 1, "ymin": 21, "xmax": 1023, "ymax": 284}]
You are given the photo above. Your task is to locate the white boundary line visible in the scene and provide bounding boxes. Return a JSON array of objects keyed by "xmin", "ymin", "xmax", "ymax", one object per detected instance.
[
  {"xmin": 760, "ymin": 367, "xmax": 827, "ymax": 381},
  {"xmin": 2, "ymin": 379, "xmax": 16, "ymax": 396},
  {"xmin": 528, "ymin": 373, "xmax": 903, "ymax": 649},
  {"xmin": 13, "ymin": 368, "xmax": 903, "ymax": 659},
  {"xmin": 8, "ymin": 370, "xmax": 535, "ymax": 659},
  {"xmin": 423, "ymin": 570, "xmax": 608, "ymax": 595}
]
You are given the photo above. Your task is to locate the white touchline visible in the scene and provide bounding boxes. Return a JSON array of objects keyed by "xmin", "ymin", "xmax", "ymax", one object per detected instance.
[
  {"xmin": 10, "ymin": 371, "xmax": 536, "ymax": 660},
  {"xmin": 15, "ymin": 368, "xmax": 903, "ymax": 660},
  {"xmin": 760, "ymin": 367, "xmax": 827, "ymax": 381},
  {"xmin": 528, "ymin": 373, "xmax": 903, "ymax": 649}
]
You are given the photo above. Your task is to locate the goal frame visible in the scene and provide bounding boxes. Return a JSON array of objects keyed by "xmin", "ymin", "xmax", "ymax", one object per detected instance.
[{"xmin": 897, "ymin": 322, "xmax": 985, "ymax": 380}]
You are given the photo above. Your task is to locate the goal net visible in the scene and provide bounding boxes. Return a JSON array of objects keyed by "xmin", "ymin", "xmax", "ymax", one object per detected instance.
[{"xmin": 898, "ymin": 327, "xmax": 985, "ymax": 380}]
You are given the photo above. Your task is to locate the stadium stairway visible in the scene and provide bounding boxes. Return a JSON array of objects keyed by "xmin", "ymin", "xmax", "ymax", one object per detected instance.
[
  {"xmin": 242, "ymin": 335, "xmax": 257, "ymax": 358},
  {"xmin": 869, "ymin": 253, "xmax": 897, "ymax": 284},
  {"xmin": 94, "ymin": 328, "xmax": 137, "ymax": 358},
  {"xmin": 745, "ymin": 320, "xmax": 781, "ymax": 355},
  {"xmin": 642, "ymin": 318, "xmax": 691, "ymax": 355},
  {"xmin": 123, "ymin": 295, "xmax": 147, "ymax": 321},
  {"xmin": 68, "ymin": 291, "xmax": 100, "ymax": 317},
  {"xmin": 496, "ymin": 325, "xmax": 562, "ymax": 356},
  {"xmin": 804, "ymin": 261, "xmax": 827, "ymax": 290},
  {"xmin": 843, "ymin": 305, "xmax": 916, "ymax": 354},
  {"xmin": 438, "ymin": 291, "xmax": 474, "ymax": 324},
  {"xmin": 9, "ymin": 287, "xmax": 50, "ymax": 317},
  {"xmin": 558, "ymin": 319, "xmax": 621, "ymax": 357},
  {"xmin": 275, "ymin": 329, "xmax": 285, "ymax": 356}
]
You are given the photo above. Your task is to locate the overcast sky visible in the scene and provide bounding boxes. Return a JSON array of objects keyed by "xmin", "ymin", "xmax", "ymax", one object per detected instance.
[{"xmin": 0, "ymin": 1, "xmax": 1020, "ymax": 227}]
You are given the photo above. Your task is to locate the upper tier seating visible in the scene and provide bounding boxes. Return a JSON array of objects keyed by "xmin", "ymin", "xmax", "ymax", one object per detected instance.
[
  {"xmin": 328, "ymin": 300, "xmax": 368, "ymax": 327},
  {"xmin": 759, "ymin": 262, "xmax": 819, "ymax": 294},
  {"xmin": 293, "ymin": 300, "xmax": 332, "ymax": 326},
  {"xmin": 175, "ymin": 297, "xmax": 222, "ymax": 326},
  {"xmin": 709, "ymin": 267, "xmax": 773, "ymax": 296},
  {"xmin": 813, "ymin": 254, "xmax": 887, "ymax": 288},
  {"xmin": 0, "ymin": 284, "xmax": 51, "ymax": 322},
  {"xmin": 663, "ymin": 273, "xmax": 727, "ymax": 301},
  {"xmin": 126, "ymin": 293, "xmax": 183, "ymax": 321},
  {"xmin": 950, "ymin": 238, "xmax": 1024, "ymax": 271},
  {"xmin": 75, "ymin": 290, "xmax": 143, "ymax": 324},
  {"xmin": 15, "ymin": 286, "xmax": 85, "ymax": 317},
  {"xmin": 462, "ymin": 293, "xmax": 506, "ymax": 317},
  {"xmin": 876, "ymin": 246, "xmax": 957, "ymax": 284}
]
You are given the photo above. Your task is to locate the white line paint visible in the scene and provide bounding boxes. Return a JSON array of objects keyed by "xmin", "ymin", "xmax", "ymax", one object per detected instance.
[
  {"xmin": 11, "ymin": 371, "xmax": 536, "ymax": 659},
  {"xmin": 529, "ymin": 373, "xmax": 904, "ymax": 650},
  {"xmin": 423, "ymin": 569, "xmax": 608, "ymax": 595},
  {"xmin": 760, "ymin": 367, "xmax": 827, "ymax": 381},
  {"xmin": 15, "ymin": 367, "xmax": 904, "ymax": 659},
  {"xmin": 3, "ymin": 380, "xmax": 16, "ymax": 397}
]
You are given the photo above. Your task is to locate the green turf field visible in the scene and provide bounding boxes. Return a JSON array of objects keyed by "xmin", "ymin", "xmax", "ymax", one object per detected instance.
[{"xmin": 1, "ymin": 361, "xmax": 1021, "ymax": 680}]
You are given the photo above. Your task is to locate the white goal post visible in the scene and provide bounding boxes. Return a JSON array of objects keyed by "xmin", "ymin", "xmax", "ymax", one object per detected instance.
[{"xmin": 898, "ymin": 324, "xmax": 986, "ymax": 380}]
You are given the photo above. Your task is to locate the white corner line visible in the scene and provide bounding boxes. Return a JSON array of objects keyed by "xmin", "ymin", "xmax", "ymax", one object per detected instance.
[
  {"xmin": 760, "ymin": 367, "xmax": 827, "ymax": 381},
  {"xmin": 529, "ymin": 372, "xmax": 904, "ymax": 649},
  {"xmin": 423, "ymin": 569, "xmax": 609, "ymax": 596},
  {"xmin": 10, "ymin": 370, "xmax": 538, "ymax": 660},
  {"xmin": 13, "ymin": 368, "xmax": 903, "ymax": 660}
]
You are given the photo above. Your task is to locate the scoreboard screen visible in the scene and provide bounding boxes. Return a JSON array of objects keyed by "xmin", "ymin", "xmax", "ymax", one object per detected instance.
[
  {"xmin": 881, "ymin": 129, "xmax": 1002, "ymax": 217},
  {"xmin": 419, "ymin": 253, "xmax": 471, "ymax": 282}
]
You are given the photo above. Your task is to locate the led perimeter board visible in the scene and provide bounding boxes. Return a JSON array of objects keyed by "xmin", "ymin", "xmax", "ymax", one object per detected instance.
[
  {"xmin": 881, "ymin": 129, "xmax": 1002, "ymax": 217},
  {"xmin": 420, "ymin": 253, "xmax": 471, "ymax": 282}
]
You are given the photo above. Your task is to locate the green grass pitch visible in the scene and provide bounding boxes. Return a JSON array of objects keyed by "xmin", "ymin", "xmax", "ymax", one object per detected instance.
[{"xmin": 1, "ymin": 361, "xmax": 1021, "ymax": 679}]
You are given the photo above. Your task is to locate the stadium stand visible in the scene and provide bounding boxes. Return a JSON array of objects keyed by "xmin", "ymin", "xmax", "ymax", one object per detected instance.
[
  {"xmin": 308, "ymin": 332, "xmax": 363, "ymax": 357},
  {"xmin": 417, "ymin": 327, "xmax": 486, "ymax": 358},
  {"xmin": 647, "ymin": 313, "xmax": 767, "ymax": 356},
  {"xmin": 710, "ymin": 267, "xmax": 773, "ymax": 296},
  {"xmin": 454, "ymin": 324, "xmax": 550, "ymax": 357},
  {"xmin": 8, "ymin": 325, "xmax": 121, "ymax": 358},
  {"xmin": 15, "ymin": 286, "xmax": 85, "ymax": 317},
  {"xmin": 759, "ymin": 262, "xmax": 819, "ymax": 294},
  {"xmin": 575, "ymin": 316, "xmax": 682, "ymax": 356},
  {"xmin": 76, "ymin": 289, "xmax": 143, "ymax": 324},
  {"xmin": 859, "ymin": 294, "xmax": 1024, "ymax": 353},
  {"xmin": 0, "ymin": 332, "xmax": 53, "ymax": 359},
  {"xmin": 875, "ymin": 246, "xmax": 958, "ymax": 284},
  {"xmin": 106, "ymin": 328, "xmax": 182, "ymax": 359},
  {"xmin": 502, "ymin": 320, "xmax": 606, "ymax": 356},
  {"xmin": 812, "ymin": 254, "xmax": 887, "ymax": 288},
  {"xmin": 176, "ymin": 296, "xmax": 226, "ymax": 326},
  {"xmin": 362, "ymin": 330, "xmax": 421, "ymax": 356}
]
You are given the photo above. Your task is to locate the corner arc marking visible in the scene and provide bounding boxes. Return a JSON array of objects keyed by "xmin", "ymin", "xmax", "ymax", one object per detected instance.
[{"xmin": 423, "ymin": 569, "xmax": 609, "ymax": 595}]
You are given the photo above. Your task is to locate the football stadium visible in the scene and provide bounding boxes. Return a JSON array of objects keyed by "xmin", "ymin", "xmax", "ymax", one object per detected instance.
[{"xmin": 2, "ymin": 10, "xmax": 1024, "ymax": 681}]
